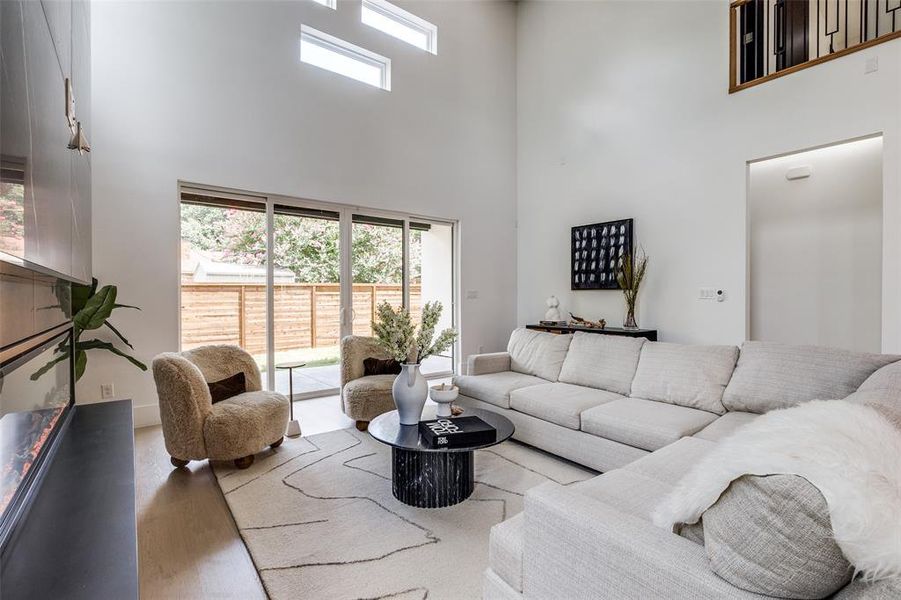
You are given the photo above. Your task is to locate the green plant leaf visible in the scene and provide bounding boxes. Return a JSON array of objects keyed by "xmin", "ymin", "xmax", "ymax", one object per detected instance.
[
  {"xmin": 74, "ymin": 349, "xmax": 87, "ymax": 381},
  {"xmin": 29, "ymin": 352, "xmax": 69, "ymax": 381},
  {"xmin": 113, "ymin": 303, "xmax": 141, "ymax": 310},
  {"xmin": 71, "ymin": 278, "xmax": 98, "ymax": 314},
  {"xmin": 75, "ymin": 339, "xmax": 147, "ymax": 372},
  {"xmin": 74, "ymin": 285, "xmax": 117, "ymax": 331},
  {"xmin": 104, "ymin": 321, "xmax": 134, "ymax": 349}
]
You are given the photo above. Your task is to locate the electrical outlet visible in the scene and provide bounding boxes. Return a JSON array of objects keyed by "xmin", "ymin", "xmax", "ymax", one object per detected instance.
[
  {"xmin": 466, "ymin": 290, "xmax": 479, "ymax": 300},
  {"xmin": 100, "ymin": 383, "xmax": 115, "ymax": 399}
]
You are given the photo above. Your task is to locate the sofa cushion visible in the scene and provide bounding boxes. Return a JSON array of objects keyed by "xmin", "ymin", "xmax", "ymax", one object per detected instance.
[
  {"xmin": 510, "ymin": 382, "xmax": 622, "ymax": 430},
  {"xmin": 204, "ymin": 390, "xmax": 289, "ymax": 459},
  {"xmin": 624, "ymin": 436, "xmax": 716, "ymax": 486},
  {"xmin": 488, "ymin": 513, "xmax": 523, "ymax": 592},
  {"xmin": 453, "ymin": 371, "xmax": 546, "ymax": 409},
  {"xmin": 557, "ymin": 332, "xmax": 646, "ymax": 395},
  {"xmin": 630, "ymin": 342, "xmax": 738, "ymax": 414},
  {"xmin": 572, "ymin": 469, "xmax": 673, "ymax": 521},
  {"xmin": 581, "ymin": 397, "xmax": 718, "ymax": 451},
  {"xmin": 693, "ymin": 411, "xmax": 759, "ymax": 442},
  {"xmin": 703, "ymin": 474, "xmax": 853, "ymax": 598},
  {"xmin": 342, "ymin": 374, "xmax": 396, "ymax": 421},
  {"xmin": 722, "ymin": 342, "xmax": 899, "ymax": 414},
  {"xmin": 507, "ymin": 328, "xmax": 572, "ymax": 381}
]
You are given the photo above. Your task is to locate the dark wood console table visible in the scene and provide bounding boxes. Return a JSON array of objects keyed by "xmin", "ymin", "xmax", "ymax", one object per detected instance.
[
  {"xmin": 526, "ymin": 324, "xmax": 658, "ymax": 341},
  {"xmin": 1, "ymin": 400, "xmax": 138, "ymax": 599}
]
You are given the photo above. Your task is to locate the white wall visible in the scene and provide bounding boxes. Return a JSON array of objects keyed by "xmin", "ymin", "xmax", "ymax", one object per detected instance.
[
  {"xmin": 749, "ymin": 137, "xmax": 883, "ymax": 352},
  {"xmin": 85, "ymin": 0, "xmax": 517, "ymax": 426},
  {"xmin": 516, "ymin": 1, "xmax": 901, "ymax": 349}
]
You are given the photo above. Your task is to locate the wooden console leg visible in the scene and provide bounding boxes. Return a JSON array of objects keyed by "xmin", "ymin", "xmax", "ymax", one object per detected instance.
[
  {"xmin": 234, "ymin": 455, "xmax": 255, "ymax": 469},
  {"xmin": 170, "ymin": 457, "xmax": 189, "ymax": 468},
  {"xmin": 270, "ymin": 437, "xmax": 284, "ymax": 449},
  {"xmin": 355, "ymin": 420, "xmax": 369, "ymax": 432}
]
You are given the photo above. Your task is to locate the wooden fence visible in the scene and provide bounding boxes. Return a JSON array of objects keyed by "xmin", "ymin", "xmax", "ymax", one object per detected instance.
[{"xmin": 181, "ymin": 283, "xmax": 422, "ymax": 354}]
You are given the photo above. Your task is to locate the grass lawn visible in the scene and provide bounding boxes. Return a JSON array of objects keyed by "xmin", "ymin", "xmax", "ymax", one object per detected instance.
[{"xmin": 255, "ymin": 345, "xmax": 341, "ymax": 369}]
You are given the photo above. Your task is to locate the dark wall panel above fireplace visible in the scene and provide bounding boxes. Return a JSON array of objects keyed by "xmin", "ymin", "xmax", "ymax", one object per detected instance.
[{"xmin": 0, "ymin": 0, "xmax": 92, "ymax": 284}]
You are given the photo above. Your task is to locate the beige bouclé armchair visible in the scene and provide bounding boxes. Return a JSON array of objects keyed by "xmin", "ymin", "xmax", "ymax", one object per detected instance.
[
  {"xmin": 152, "ymin": 345, "xmax": 289, "ymax": 469},
  {"xmin": 340, "ymin": 335, "xmax": 397, "ymax": 431}
]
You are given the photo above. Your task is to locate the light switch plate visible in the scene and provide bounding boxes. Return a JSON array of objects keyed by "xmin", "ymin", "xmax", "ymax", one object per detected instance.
[
  {"xmin": 698, "ymin": 287, "xmax": 716, "ymax": 300},
  {"xmin": 865, "ymin": 57, "xmax": 878, "ymax": 74}
]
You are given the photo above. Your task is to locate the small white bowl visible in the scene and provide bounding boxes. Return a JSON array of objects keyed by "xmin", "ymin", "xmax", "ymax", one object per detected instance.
[{"xmin": 430, "ymin": 385, "xmax": 459, "ymax": 417}]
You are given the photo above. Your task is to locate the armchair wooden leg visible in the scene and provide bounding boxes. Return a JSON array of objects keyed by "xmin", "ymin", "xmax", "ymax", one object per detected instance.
[
  {"xmin": 355, "ymin": 420, "xmax": 369, "ymax": 432},
  {"xmin": 270, "ymin": 437, "xmax": 284, "ymax": 449},
  {"xmin": 170, "ymin": 457, "xmax": 189, "ymax": 468},
  {"xmin": 234, "ymin": 455, "xmax": 255, "ymax": 469}
]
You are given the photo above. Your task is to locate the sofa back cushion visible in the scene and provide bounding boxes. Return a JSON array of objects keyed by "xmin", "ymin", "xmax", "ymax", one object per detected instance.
[
  {"xmin": 630, "ymin": 342, "xmax": 738, "ymax": 414},
  {"xmin": 858, "ymin": 358, "xmax": 901, "ymax": 393},
  {"xmin": 849, "ymin": 360, "xmax": 901, "ymax": 430},
  {"xmin": 507, "ymin": 328, "xmax": 572, "ymax": 382},
  {"xmin": 722, "ymin": 342, "xmax": 899, "ymax": 414},
  {"xmin": 558, "ymin": 332, "xmax": 646, "ymax": 395}
]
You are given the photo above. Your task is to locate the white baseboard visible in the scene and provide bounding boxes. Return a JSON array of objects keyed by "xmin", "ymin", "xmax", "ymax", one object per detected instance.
[{"xmin": 133, "ymin": 403, "xmax": 161, "ymax": 428}]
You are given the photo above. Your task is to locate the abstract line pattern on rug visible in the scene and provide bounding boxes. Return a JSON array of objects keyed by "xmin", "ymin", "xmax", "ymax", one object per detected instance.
[{"xmin": 213, "ymin": 427, "xmax": 593, "ymax": 600}]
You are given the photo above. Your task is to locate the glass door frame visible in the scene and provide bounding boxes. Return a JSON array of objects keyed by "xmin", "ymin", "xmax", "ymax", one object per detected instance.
[{"xmin": 179, "ymin": 182, "xmax": 459, "ymax": 398}]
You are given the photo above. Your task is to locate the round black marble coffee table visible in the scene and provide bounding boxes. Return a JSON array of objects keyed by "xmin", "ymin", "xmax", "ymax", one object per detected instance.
[{"xmin": 368, "ymin": 406, "xmax": 514, "ymax": 508}]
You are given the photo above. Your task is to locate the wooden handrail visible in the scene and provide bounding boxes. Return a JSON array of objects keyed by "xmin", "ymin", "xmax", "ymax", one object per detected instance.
[
  {"xmin": 731, "ymin": 29, "xmax": 901, "ymax": 93},
  {"xmin": 729, "ymin": 0, "xmax": 901, "ymax": 93}
]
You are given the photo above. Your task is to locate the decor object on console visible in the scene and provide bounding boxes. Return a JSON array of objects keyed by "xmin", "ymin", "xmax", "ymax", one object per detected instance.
[
  {"xmin": 429, "ymin": 383, "xmax": 459, "ymax": 417},
  {"xmin": 544, "ymin": 295, "xmax": 563, "ymax": 321},
  {"xmin": 151, "ymin": 345, "xmax": 289, "ymax": 469},
  {"xmin": 372, "ymin": 301, "xmax": 457, "ymax": 425},
  {"xmin": 569, "ymin": 312, "xmax": 606, "ymax": 329},
  {"xmin": 571, "ymin": 218, "xmax": 633, "ymax": 290},
  {"xmin": 616, "ymin": 246, "xmax": 648, "ymax": 329},
  {"xmin": 31, "ymin": 278, "xmax": 146, "ymax": 382}
]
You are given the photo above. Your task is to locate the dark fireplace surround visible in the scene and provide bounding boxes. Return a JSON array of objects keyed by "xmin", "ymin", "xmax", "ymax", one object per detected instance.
[{"xmin": 0, "ymin": 324, "xmax": 74, "ymax": 551}]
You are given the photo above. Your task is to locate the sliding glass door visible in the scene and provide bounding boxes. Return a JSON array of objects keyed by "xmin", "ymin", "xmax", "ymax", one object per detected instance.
[
  {"xmin": 351, "ymin": 215, "xmax": 405, "ymax": 336},
  {"xmin": 411, "ymin": 220, "xmax": 455, "ymax": 376},
  {"xmin": 271, "ymin": 205, "xmax": 342, "ymax": 399},
  {"xmin": 180, "ymin": 188, "xmax": 456, "ymax": 399},
  {"xmin": 179, "ymin": 194, "xmax": 269, "ymax": 380}
]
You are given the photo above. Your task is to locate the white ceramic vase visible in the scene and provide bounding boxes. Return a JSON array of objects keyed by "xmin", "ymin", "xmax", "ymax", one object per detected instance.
[{"xmin": 393, "ymin": 363, "xmax": 428, "ymax": 425}]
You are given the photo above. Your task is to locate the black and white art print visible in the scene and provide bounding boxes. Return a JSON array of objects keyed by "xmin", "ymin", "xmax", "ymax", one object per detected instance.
[{"xmin": 571, "ymin": 219, "xmax": 633, "ymax": 290}]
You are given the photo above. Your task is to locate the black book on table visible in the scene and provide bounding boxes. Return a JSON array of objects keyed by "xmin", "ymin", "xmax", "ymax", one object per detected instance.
[{"xmin": 418, "ymin": 416, "xmax": 497, "ymax": 449}]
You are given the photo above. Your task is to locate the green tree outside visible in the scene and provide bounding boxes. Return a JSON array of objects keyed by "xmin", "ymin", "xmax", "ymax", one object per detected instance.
[{"xmin": 181, "ymin": 205, "xmax": 421, "ymax": 284}]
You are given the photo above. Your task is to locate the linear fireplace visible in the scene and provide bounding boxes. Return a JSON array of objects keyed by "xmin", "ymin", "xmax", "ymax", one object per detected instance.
[{"xmin": 0, "ymin": 325, "xmax": 74, "ymax": 549}]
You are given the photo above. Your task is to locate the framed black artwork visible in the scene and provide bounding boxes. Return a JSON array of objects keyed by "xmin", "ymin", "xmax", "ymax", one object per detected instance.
[{"xmin": 571, "ymin": 219, "xmax": 633, "ymax": 290}]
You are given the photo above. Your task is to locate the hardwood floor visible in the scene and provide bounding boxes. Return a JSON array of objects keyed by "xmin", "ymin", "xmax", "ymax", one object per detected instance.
[{"xmin": 136, "ymin": 395, "xmax": 354, "ymax": 599}]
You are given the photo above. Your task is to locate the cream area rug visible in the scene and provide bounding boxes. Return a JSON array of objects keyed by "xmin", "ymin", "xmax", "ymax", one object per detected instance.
[{"xmin": 213, "ymin": 427, "xmax": 593, "ymax": 599}]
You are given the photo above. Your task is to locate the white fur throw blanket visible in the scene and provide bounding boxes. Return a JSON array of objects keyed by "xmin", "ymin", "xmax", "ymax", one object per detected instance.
[{"xmin": 652, "ymin": 400, "xmax": 901, "ymax": 581}]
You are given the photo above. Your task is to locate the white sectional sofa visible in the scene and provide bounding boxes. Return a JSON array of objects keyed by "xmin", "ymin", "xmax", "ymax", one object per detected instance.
[{"xmin": 452, "ymin": 328, "xmax": 901, "ymax": 600}]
